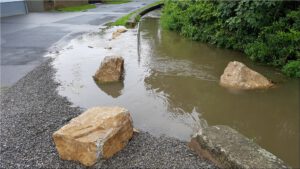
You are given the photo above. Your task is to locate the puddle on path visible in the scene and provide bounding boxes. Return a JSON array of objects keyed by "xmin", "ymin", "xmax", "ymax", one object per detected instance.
[
  {"xmin": 49, "ymin": 17, "xmax": 299, "ymax": 167},
  {"xmin": 50, "ymin": 26, "xmax": 204, "ymax": 140}
]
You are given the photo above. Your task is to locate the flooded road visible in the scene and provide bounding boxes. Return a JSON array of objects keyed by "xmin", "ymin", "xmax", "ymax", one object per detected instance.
[{"xmin": 50, "ymin": 17, "xmax": 299, "ymax": 167}]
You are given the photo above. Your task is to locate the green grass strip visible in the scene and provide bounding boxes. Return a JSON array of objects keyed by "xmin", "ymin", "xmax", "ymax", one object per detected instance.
[
  {"xmin": 113, "ymin": 12, "xmax": 135, "ymax": 26},
  {"xmin": 101, "ymin": 0, "xmax": 131, "ymax": 4},
  {"xmin": 56, "ymin": 4, "xmax": 96, "ymax": 12},
  {"xmin": 112, "ymin": 1, "xmax": 162, "ymax": 26}
]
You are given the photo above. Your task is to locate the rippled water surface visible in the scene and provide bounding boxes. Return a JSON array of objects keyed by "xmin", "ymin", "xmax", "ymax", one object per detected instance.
[{"xmin": 51, "ymin": 16, "xmax": 299, "ymax": 167}]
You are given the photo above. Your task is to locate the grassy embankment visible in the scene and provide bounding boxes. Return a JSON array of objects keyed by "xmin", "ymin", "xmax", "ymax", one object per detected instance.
[{"xmin": 161, "ymin": 1, "xmax": 300, "ymax": 77}]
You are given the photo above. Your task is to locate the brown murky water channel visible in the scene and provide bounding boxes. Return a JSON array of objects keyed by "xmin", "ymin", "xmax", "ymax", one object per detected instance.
[{"xmin": 50, "ymin": 16, "xmax": 299, "ymax": 167}]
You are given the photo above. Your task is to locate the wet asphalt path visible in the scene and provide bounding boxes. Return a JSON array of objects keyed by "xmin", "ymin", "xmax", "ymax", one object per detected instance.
[{"xmin": 0, "ymin": 0, "xmax": 156, "ymax": 87}]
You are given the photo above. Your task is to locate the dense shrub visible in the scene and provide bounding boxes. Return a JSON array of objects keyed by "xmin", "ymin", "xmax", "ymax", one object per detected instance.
[
  {"xmin": 161, "ymin": 0, "xmax": 300, "ymax": 77},
  {"xmin": 282, "ymin": 60, "xmax": 300, "ymax": 78}
]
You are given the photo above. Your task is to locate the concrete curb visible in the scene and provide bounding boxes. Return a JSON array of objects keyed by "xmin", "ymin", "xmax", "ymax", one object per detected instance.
[
  {"xmin": 189, "ymin": 125, "xmax": 291, "ymax": 169},
  {"xmin": 126, "ymin": 2, "xmax": 164, "ymax": 28}
]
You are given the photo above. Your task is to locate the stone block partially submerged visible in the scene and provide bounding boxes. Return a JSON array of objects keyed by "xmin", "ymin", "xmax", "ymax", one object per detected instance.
[
  {"xmin": 189, "ymin": 125, "xmax": 290, "ymax": 169},
  {"xmin": 220, "ymin": 61, "xmax": 273, "ymax": 90},
  {"xmin": 53, "ymin": 107, "xmax": 133, "ymax": 166},
  {"xmin": 93, "ymin": 56, "xmax": 124, "ymax": 83}
]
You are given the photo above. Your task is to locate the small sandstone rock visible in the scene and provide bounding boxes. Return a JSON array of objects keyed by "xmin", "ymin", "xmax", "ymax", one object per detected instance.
[
  {"xmin": 220, "ymin": 61, "xmax": 273, "ymax": 89},
  {"xmin": 112, "ymin": 28, "xmax": 127, "ymax": 39},
  {"xmin": 112, "ymin": 32, "xmax": 120, "ymax": 39},
  {"xmin": 116, "ymin": 28, "xmax": 127, "ymax": 33},
  {"xmin": 93, "ymin": 56, "xmax": 124, "ymax": 83},
  {"xmin": 53, "ymin": 107, "xmax": 133, "ymax": 166},
  {"xmin": 189, "ymin": 125, "xmax": 290, "ymax": 169}
]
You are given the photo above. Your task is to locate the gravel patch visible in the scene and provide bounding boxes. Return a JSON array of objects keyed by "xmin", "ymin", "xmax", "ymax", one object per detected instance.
[
  {"xmin": 97, "ymin": 132, "xmax": 217, "ymax": 169},
  {"xmin": 0, "ymin": 58, "xmax": 217, "ymax": 169}
]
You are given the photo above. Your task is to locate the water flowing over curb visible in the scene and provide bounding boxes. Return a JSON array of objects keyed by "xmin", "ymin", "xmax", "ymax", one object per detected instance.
[{"xmin": 126, "ymin": 2, "xmax": 164, "ymax": 28}]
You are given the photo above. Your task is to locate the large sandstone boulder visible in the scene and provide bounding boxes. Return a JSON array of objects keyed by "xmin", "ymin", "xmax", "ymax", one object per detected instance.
[
  {"xmin": 93, "ymin": 56, "xmax": 124, "ymax": 83},
  {"xmin": 112, "ymin": 28, "xmax": 127, "ymax": 39},
  {"xmin": 53, "ymin": 107, "xmax": 133, "ymax": 166},
  {"xmin": 220, "ymin": 61, "xmax": 273, "ymax": 89},
  {"xmin": 189, "ymin": 125, "xmax": 290, "ymax": 169}
]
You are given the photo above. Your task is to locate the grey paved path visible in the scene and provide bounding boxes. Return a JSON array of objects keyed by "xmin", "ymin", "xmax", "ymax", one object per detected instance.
[{"xmin": 1, "ymin": 0, "xmax": 156, "ymax": 87}]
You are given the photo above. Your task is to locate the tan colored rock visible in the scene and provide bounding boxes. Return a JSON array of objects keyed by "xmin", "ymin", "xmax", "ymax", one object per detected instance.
[
  {"xmin": 53, "ymin": 107, "xmax": 133, "ymax": 166},
  {"xmin": 116, "ymin": 28, "xmax": 127, "ymax": 33},
  {"xmin": 112, "ymin": 28, "xmax": 127, "ymax": 39},
  {"xmin": 93, "ymin": 56, "xmax": 124, "ymax": 83},
  {"xmin": 112, "ymin": 32, "xmax": 120, "ymax": 39},
  {"xmin": 220, "ymin": 61, "xmax": 273, "ymax": 89}
]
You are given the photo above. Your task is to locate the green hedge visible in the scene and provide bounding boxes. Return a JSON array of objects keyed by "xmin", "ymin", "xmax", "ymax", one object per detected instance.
[{"xmin": 161, "ymin": 0, "xmax": 300, "ymax": 77}]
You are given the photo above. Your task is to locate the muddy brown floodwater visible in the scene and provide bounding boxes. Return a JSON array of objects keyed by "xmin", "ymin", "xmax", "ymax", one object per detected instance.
[{"xmin": 50, "ymin": 16, "xmax": 299, "ymax": 167}]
